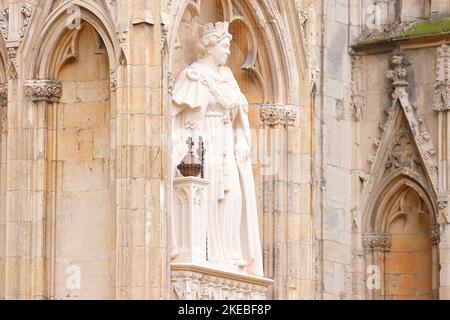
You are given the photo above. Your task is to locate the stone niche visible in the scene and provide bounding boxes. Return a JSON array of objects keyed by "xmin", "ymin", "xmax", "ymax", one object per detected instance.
[
  {"xmin": 170, "ymin": 0, "xmax": 274, "ymax": 300},
  {"xmin": 53, "ymin": 24, "xmax": 114, "ymax": 300}
]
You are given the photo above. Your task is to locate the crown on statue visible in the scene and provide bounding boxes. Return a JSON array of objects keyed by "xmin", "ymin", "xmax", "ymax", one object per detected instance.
[{"xmin": 198, "ymin": 21, "xmax": 230, "ymax": 38}]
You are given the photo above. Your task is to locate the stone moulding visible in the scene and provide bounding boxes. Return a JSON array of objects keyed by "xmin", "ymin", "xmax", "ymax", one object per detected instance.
[
  {"xmin": 24, "ymin": 79, "xmax": 62, "ymax": 103},
  {"xmin": 171, "ymin": 263, "xmax": 273, "ymax": 300},
  {"xmin": 362, "ymin": 233, "xmax": 392, "ymax": 251},
  {"xmin": 258, "ymin": 103, "xmax": 298, "ymax": 128}
]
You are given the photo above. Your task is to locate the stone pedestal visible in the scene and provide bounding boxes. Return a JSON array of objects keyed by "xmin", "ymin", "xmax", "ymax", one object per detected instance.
[
  {"xmin": 171, "ymin": 177, "xmax": 273, "ymax": 299},
  {"xmin": 172, "ymin": 177, "xmax": 209, "ymax": 264},
  {"xmin": 171, "ymin": 263, "xmax": 273, "ymax": 300}
]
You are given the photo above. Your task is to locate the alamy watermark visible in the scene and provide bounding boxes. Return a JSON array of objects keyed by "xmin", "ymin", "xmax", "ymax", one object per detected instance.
[
  {"xmin": 66, "ymin": 264, "xmax": 81, "ymax": 291},
  {"xmin": 66, "ymin": 5, "xmax": 81, "ymax": 30},
  {"xmin": 366, "ymin": 265, "xmax": 381, "ymax": 290}
]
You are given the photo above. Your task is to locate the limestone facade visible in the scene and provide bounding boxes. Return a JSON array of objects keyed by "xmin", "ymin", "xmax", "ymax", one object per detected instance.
[{"xmin": 1, "ymin": 0, "xmax": 450, "ymax": 300}]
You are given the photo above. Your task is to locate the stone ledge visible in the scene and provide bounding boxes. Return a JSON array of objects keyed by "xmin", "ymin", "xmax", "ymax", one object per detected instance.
[{"xmin": 171, "ymin": 263, "xmax": 273, "ymax": 300}]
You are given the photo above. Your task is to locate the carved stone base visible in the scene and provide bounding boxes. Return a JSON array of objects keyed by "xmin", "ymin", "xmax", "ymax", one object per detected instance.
[{"xmin": 171, "ymin": 263, "xmax": 273, "ymax": 300}]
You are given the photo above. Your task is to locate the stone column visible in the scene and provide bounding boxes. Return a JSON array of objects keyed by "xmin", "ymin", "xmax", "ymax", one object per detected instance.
[
  {"xmin": 0, "ymin": 83, "xmax": 7, "ymax": 300},
  {"xmin": 258, "ymin": 103, "xmax": 298, "ymax": 299},
  {"xmin": 114, "ymin": 0, "xmax": 170, "ymax": 300},
  {"xmin": 171, "ymin": 177, "xmax": 209, "ymax": 264},
  {"xmin": 433, "ymin": 44, "xmax": 450, "ymax": 299},
  {"xmin": 362, "ymin": 232, "xmax": 392, "ymax": 300},
  {"xmin": 430, "ymin": 225, "xmax": 441, "ymax": 300},
  {"xmin": 4, "ymin": 78, "xmax": 61, "ymax": 299}
]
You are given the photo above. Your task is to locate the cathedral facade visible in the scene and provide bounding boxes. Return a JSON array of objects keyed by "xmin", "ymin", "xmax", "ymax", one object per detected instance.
[{"xmin": 0, "ymin": 0, "xmax": 449, "ymax": 300}]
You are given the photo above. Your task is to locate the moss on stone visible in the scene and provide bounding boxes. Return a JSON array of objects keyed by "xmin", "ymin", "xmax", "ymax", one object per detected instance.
[{"xmin": 395, "ymin": 18, "xmax": 450, "ymax": 39}]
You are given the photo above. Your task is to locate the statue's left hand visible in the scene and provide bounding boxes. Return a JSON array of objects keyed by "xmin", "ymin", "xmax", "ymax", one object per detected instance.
[{"xmin": 235, "ymin": 140, "xmax": 250, "ymax": 163}]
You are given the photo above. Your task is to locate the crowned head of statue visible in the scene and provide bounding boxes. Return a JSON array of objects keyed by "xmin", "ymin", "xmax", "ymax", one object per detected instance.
[{"xmin": 198, "ymin": 21, "xmax": 233, "ymax": 67}]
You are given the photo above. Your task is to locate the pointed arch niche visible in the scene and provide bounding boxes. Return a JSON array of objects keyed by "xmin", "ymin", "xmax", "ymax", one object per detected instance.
[
  {"xmin": 363, "ymin": 111, "xmax": 439, "ymax": 300},
  {"xmin": 25, "ymin": 1, "xmax": 118, "ymax": 298},
  {"xmin": 167, "ymin": 0, "xmax": 301, "ymax": 299},
  {"xmin": 49, "ymin": 23, "xmax": 114, "ymax": 300}
]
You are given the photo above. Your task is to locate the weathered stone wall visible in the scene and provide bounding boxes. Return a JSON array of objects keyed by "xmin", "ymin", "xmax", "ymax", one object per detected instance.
[
  {"xmin": 0, "ymin": 0, "xmax": 450, "ymax": 301},
  {"xmin": 54, "ymin": 24, "xmax": 113, "ymax": 300},
  {"xmin": 314, "ymin": 0, "xmax": 354, "ymax": 300}
]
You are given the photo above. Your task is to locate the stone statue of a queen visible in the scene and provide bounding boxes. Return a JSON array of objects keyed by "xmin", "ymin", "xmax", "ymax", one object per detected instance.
[{"xmin": 172, "ymin": 21, "xmax": 263, "ymax": 276}]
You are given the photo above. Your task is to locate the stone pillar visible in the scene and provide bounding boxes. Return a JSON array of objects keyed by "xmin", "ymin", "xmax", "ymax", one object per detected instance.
[
  {"xmin": 362, "ymin": 233, "xmax": 392, "ymax": 300},
  {"xmin": 114, "ymin": 0, "xmax": 170, "ymax": 300},
  {"xmin": 430, "ymin": 225, "xmax": 441, "ymax": 300},
  {"xmin": 171, "ymin": 177, "xmax": 209, "ymax": 264},
  {"xmin": 26, "ymin": 79, "xmax": 61, "ymax": 299},
  {"xmin": 4, "ymin": 77, "xmax": 61, "ymax": 299},
  {"xmin": 433, "ymin": 44, "xmax": 450, "ymax": 299},
  {"xmin": 258, "ymin": 103, "xmax": 298, "ymax": 299},
  {"xmin": 0, "ymin": 83, "xmax": 6, "ymax": 300}
]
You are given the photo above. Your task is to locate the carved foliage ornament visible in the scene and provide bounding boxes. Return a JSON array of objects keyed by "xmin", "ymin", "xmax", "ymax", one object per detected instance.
[
  {"xmin": 385, "ymin": 121, "xmax": 423, "ymax": 176},
  {"xmin": 0, "ymin": 9, "xmax": 7, "ymax": 40},
  {"xmin": 0, "ymin": 83, "xmax": 7, "ymax": 104},
  {"xmin": 0, "ymin": 4, "xmax": 34, "ymax": 42},
  {"xmin": 362, "ymin": 233, "xmax": 392, "ymax": 251},
  {"xmin": 434, "ymin": 44, "xmax": 450, "ymax": 112},
  {"xmin": 259, "ymin": 104, "xmax": 297, "ymax": 128},
  {"xmin": 24, "ymin": 80, "xmax": 63, "ymax": 103}
]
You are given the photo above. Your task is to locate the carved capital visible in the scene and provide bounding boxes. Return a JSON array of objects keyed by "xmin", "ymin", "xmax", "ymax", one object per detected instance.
[
  {"xmin": 24, "ymin": 80, "xmax": 62, "ymax": 103},
  {"xmin": 0, "ymin": 83, "xmax": 7, "ymax": 105},
  {"xmin": 362, "ymin": 233, "xmax": 392, "ymax": 251},
  {"xmin": 259, "ymin": 104, "xmax": 297, "ymax": 128}
]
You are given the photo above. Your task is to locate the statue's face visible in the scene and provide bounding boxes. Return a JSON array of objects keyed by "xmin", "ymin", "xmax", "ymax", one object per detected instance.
[{"xmin": 208, "ymin": 37, "xmax": 231, "ymax": 66}]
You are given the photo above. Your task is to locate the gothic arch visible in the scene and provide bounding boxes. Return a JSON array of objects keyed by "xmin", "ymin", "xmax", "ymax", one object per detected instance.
[
  {"xmin": 23, "ymin": 0, "xmax": 118, "ymax": 79},
  {"xmin": 17, "ymin": 1, "xmax": 118, "ymax": 299},
  {"xmin": 363, "ymin": 174, "xmax": 439, "ymax": 300},
  {"xmin": 166, "ymin": 0, "xmax": 300, "ymax": 104},
  {"xmin": 366, "ymin": 174, "xmax": 437, "ymax": 233}
]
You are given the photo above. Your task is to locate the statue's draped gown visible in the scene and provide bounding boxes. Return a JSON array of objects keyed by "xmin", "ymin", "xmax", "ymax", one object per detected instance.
[{"xmin": 172, "ymin": 62, "xmax": 263, "ymax": 276}]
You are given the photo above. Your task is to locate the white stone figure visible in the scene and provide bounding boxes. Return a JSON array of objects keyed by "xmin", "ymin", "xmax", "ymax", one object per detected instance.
[{"xmin": 172, "ymin": 21, "xmax": 263, "ymax": 276}]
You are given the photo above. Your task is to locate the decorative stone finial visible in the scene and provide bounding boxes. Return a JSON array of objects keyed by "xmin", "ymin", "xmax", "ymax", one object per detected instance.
[{"xmin": 386, "ymin": 53, "xmax": 410, "ymax": 88}]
